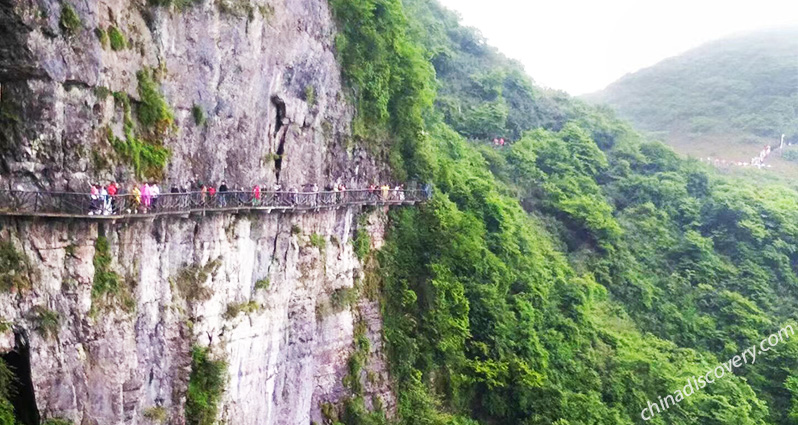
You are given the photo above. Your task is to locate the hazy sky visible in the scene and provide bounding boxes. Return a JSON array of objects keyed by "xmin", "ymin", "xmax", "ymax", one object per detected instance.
[{"xmin": 436, "ymin": 0, "xmax": 798, "ymax": 95}]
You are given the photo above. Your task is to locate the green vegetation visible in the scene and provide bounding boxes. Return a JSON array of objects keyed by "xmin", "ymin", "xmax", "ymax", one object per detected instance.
[
  {"xmin": 94, "ymin": 27, "xmax": 109, "ymax": 48},
  {"xmin": 136, "ymin": 69, "xmax": 175, "ymax": 135},
  {"xmin": 223, "ymin": 300, "xmax": 260, "ymax": 319},
  {"xmin": 143, "ymin": 406, "xmax": 168, "ymax": 423},
  {"xmin": 186, "ymin": 346, "xmax": 227, "ymax": 425},
  {"xmin": 303, "ymin": 85, "xmax": 316, "ymax": 107},
  {"xmin": 330, "ymin": 287, "xmax": 358, "ymax": 311},
  {"xmin": 587, "ymin": 27, "xmax": 798, "ymax": 162},
  {"xmin": 108, "ymin": 26, "xmax": 126, "ymax": 50},
  {"xmin": 338, "ymin": 323, "xmax": 389, "ymax": 425},
  {"xmin": 94, "ymin": 86, "xmax": 110, "ymax": 100},
  {"xmin": 191, "ymin": 104, "xmax": 205, "ymax": 126},
  {"xmin": 329, "ymin": 0, "xmax": 435, "ymax": 179},
  {"xmin": 783, "ymin": 149, "xmax": 798, "ymax": 162},
  {"xmin": 317, "ymin": 286, "xmax": 359, "ymax": 319},
  {"xmin": 30, "ymin": 305, "xmax": 59, "ymax": 339},
  {"xmin": 291, "ymin": 225, "xmax": 302, "ymax": 235},
  {"xmin": 254, "ymin": 278, "xmax": 269, "ymax": 291},
  {"xmin": 309, "ymin": 233, "xmax": 326, "ymax": 251},
  {"xmin": 91, "ymin": 147, "xmax": 111, "ymax": 171},
  {"xmin": 173, "ymin": 260, "xmax": 220, "ymax": 303},
  {"xmin": 106, "ymin": 126, "xmax": 171, "ymax": 180},
  {"xmin": 106, "ymin": 74, "xmax": 173, "ymax": 180},
  {"xmin": 0, "ymin": 240, "xmax": 32, "ymax": 292},
  {"xmin": 59, "ymin": 3, "xmax": 81, "ymax": 35},
  {"xmin": 353, "ymin": 225, "xmax": 370, "ymax": 262},
  {"xmin": 256, "ymin": 4, "xmax": 274, "ymax": 20},
  {"xmin": 0, "ymin": 359, "xmax": 15, "ymax": 425},
  {"xmin": 150, "ymin": 0, "xmax": 202, "ymax": 9},
  {"xmin": 91, "ymin": 235, "xmax": 134, "ymax": 313},
  {"xmin": 263, "ymin": 152, "xmax": 282, "ymax": 163},
  {"xmin": 41, "ymin": 419, "xmax": 72, "ymax": 425},
  {"xmin": 91, "ymin": 235, "xmax": 120, "ymax": 297},
  {"xmin": 328, "ymin": 1, "xmax": 798, "ymax": 424},
  {"xmin": 216, "ymin": 0, "xmax": 255, "ymax": 19},
  {"xmin": 343, "ymin": 323, "xmax": 370, "ymax": 394}
]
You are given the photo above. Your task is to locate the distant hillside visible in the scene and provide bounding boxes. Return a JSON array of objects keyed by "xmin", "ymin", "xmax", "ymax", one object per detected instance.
[{"xmin": 586, "ymin": 27, "xmax": 798, "ymax": 171}]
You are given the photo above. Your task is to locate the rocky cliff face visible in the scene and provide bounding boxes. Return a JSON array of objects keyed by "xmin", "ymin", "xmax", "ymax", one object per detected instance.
[
  {"xmin": 0, "ymin": 0, "xmax": 398, "ymax": 424},
  {"xmin": 0, "ymin": 208, "xmax": 395, "ymax": 425},
  {"xmin": 0, "ymin": 0, "xmax": 388, "ymax": 190}
]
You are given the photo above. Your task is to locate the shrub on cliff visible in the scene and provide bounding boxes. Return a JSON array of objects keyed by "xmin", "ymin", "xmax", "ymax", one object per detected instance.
[
  {"xmin": 94, "ymin": 27, "xmax": 109, "ymax": 49},
  {"xmin": 108, "ymin": 26, "xmax": 126, "ymax": 51},
  {"xmin": 29, "ymin": 305, "xmax": 59, "ymax": 339},
  {"xmin": 106, "ymin": 83, "xmax": 172, "ymax": 180},
  {"xmin": 186, "ymin": 346, "xmax": 227, "ymax": 425},
  {"xmin": 91, "ymin": 235, "xmax": 134, "ymax": 314},
  {"xmin": 136, "ymin": 69, "xmax": 175, "ymax": 136},
  {"xmin": 0, "ymin": 240, "xmax": 32, "ymax": 292},
  {"xmin": 59, "ymin": 4, "xmax": 81, "ymax": 35}
]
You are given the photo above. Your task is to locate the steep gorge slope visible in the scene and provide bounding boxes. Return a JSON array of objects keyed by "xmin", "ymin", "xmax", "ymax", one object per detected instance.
[{"xmin": 337, "ymin": 2, "xmax": 798, "ymax": 424}]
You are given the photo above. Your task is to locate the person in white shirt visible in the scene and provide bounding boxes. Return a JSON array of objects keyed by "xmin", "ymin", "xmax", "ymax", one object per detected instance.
[{"xmin": 150, "ymin": 183, "xmax": 161, "ymax": 211}]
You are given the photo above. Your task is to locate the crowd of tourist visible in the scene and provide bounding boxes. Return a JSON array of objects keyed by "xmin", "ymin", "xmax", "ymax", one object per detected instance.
[
  {"xmin": 492, "ymin": 137, "xmax": 506, "ymax": 146},
  {"xmin": 700, "ymin": 136, "xmax": 789, "ymax": 170},
  {"xmin": 86, "ymin": 180, "xmax": 414, "ymax": 215}
]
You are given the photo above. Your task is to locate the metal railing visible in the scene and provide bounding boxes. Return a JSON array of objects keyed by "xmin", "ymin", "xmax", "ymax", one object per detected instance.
[{"xmin": 0, "ymin": 189, "xmax": 429, "ymax": 218}]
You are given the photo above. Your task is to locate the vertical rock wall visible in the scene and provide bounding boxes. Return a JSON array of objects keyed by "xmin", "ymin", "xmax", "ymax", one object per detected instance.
[
  {"xmin": 0, "ymin": 207, "xmax": 395, "ymax": 424},
  {"xmin": 0, "ymin": 0, "xmax": 389, "ymax": 190},
  {"xmin": 0, "ymin": 0, "xmax": 400, "ymax": 423}
]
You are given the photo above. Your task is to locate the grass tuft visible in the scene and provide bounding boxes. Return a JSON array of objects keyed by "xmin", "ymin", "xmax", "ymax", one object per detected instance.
[
  {"xmin": 192, "ymin": 104, "xmax": 205, "ymax": 126},
  {"xmin": 254, "ymin": 278, "xmax": 270, "ymax": 291},
  {"xmin": 173, "ymin": 260, "xmax": 220, "ymax": 303},
  {"xmin": 143, "ymin": 406, "xmax": 168, "ymax": 423},
  {"xmin": 91, "ymin": 236, "xmax": 135, "ymax": 314},
  {"xmin": 223, "ymin": 301, "xmax": 260, "ymax": 320},
  {"xmin": 304, "ymin": 85, "xmax": 316, "ymax": 107},
  {"xmin": 136, "ymin": 69, "xmax": 175, "ymax": 135},
  {"xmin": 0, "ymin": 240, "xmax": 32, "ymax": 292},
  {"xmin": 29, "ymin": 306, "xmax": 59, "ymax": 339},
  {"xmin": 94, "ymin": 27, "xmax": 109, "ymax": 48},
  {"xmin": 309, "ymin": 233, "xmax": 326, "ymax": 251},
  {"xmin": 108, "ymin": 26, "xmax": 126, "ymax": 51},
  {"xmin": 94, "ymin": 86, "xmax": 110, "ymax": 100},
  {"xmin": 59, "ymin": 4, "xmax": 81, "ymax": 35}
]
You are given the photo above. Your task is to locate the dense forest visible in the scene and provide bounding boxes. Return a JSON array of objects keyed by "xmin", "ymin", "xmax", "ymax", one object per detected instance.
[
  {"xmin": 585, "ymin": 28, "xmax": 798, "ymax": 167},
  {"xmin": 328, "ymin": 1, "xmax": 798, "ymax": 424}
]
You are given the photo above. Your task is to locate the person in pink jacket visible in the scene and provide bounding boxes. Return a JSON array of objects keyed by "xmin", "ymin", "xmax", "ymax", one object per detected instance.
[{"xmin": 141, "ymin": 183, "xmax": 152, "ymax": 211}]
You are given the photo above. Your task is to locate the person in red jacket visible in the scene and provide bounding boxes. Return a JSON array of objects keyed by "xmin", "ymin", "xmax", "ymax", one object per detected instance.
[
  {"xmin": 208, "ymin": 186, "xmax": 217, "ymax": 207},
  {"xmin": 252, "ymin": 185, "xmax": 261, "ymax": 206},
  {"xmin": 106, "ymin": 182, "xmax": 118, "ymax": 213}
]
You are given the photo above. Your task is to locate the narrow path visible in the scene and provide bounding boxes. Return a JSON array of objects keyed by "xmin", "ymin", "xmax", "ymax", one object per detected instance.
[{"xmin": 0, "ymin": 189, "xmax": 428, "ymax": 220}]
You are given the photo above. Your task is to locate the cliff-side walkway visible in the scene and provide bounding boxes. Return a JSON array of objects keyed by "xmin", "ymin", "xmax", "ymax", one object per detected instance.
[{"xmin": 0, "ymin": 189, "xmax": 429, "ymax": 220}]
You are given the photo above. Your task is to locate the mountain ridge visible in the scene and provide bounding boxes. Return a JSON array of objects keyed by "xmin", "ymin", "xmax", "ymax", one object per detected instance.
[{"xmin": 584, "ymin": 26, "xmax": 798, "ymax": 174}]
